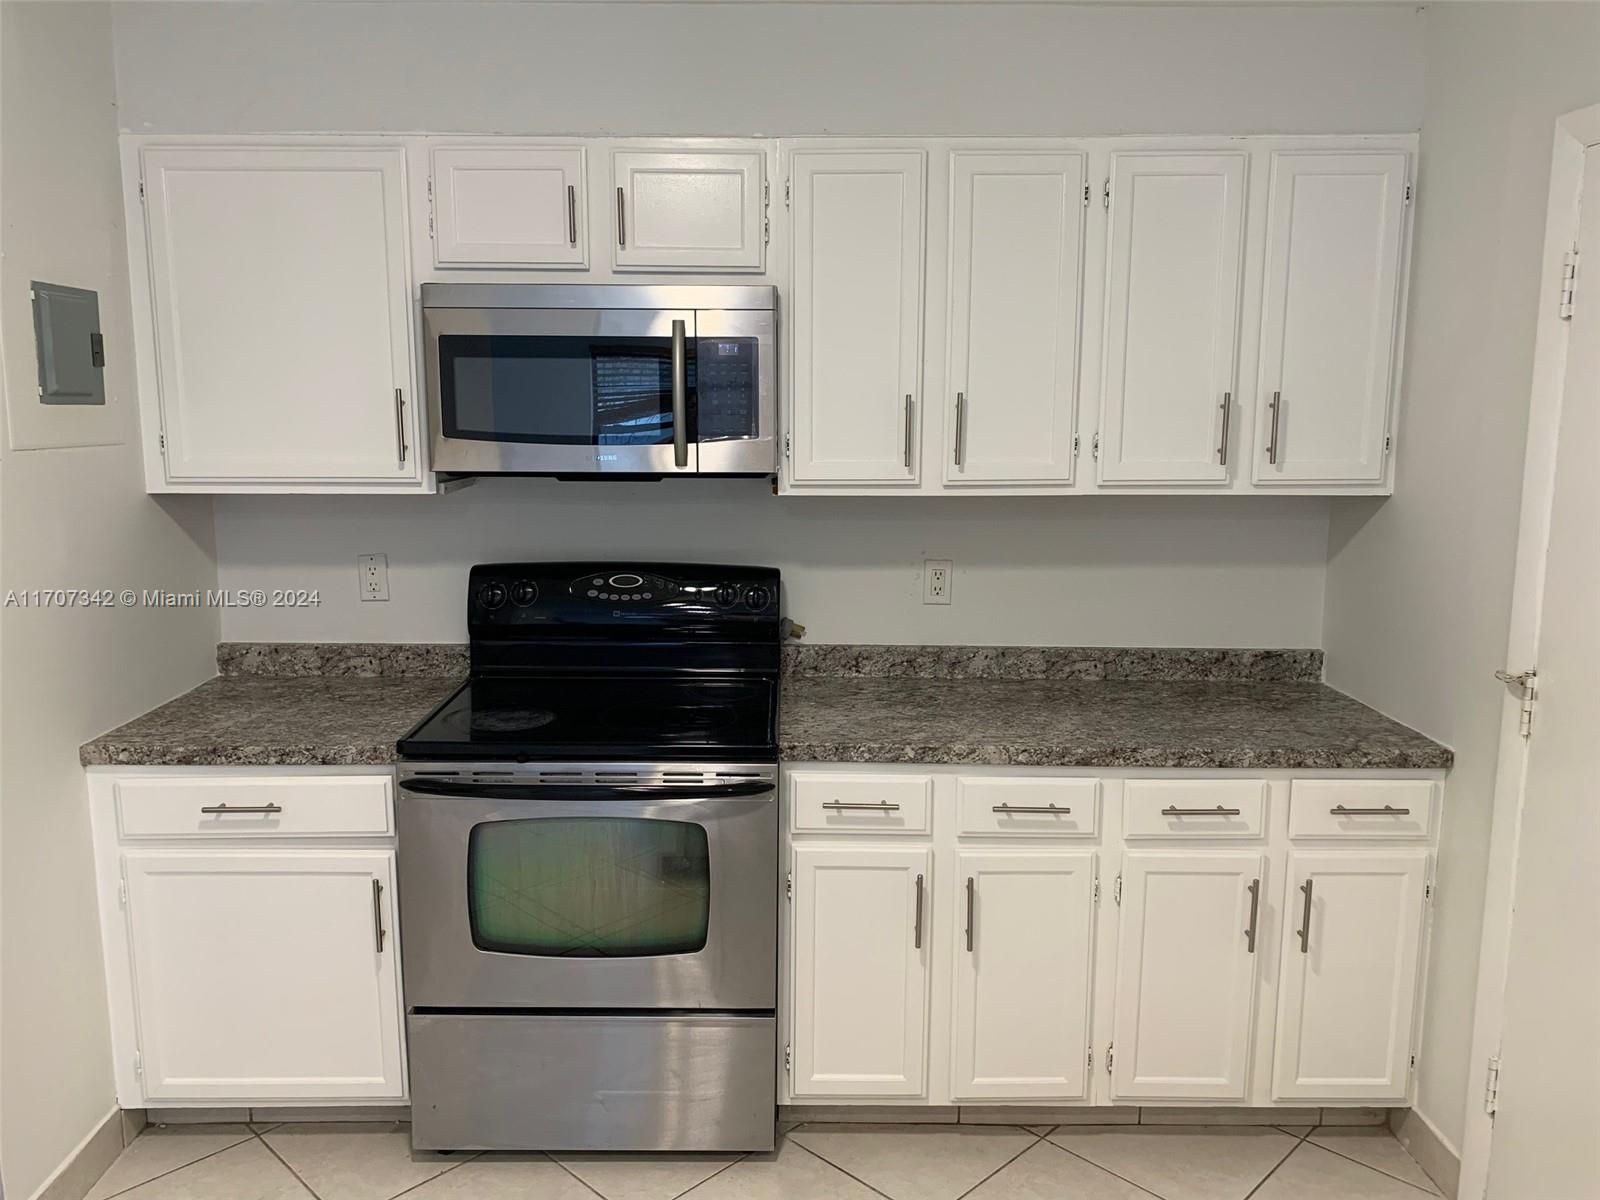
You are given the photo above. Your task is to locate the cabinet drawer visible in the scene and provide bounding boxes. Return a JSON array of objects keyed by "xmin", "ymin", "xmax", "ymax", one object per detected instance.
[
  {"xmin": 1123, "ymin": 780, "xmax": 1266, "ymax": 838},
  {"xmin": 956, "ymin": 778, "xmax": 1099, "ymax": 838},
  {"xmin": 115, "ymin": 776, "xmax": 393, "ymax": 839},
  {"xmin": 790, "ymin": 773, "xmax": 933, "ymax": 835},
  {"xmin": 1289, "ymin": 780, "xmax": 1436, "ymax": 840}
]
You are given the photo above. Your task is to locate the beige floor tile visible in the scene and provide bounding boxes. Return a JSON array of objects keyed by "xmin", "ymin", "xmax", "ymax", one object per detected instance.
[
  {"xmin": 1308, "ymin": 1127, "xmax": 1441, "ymax": 1194},
  {"xmin": 1253, "ymin": 1142, "xmax": 1442, "ymax": 1200},
  {"xmin": 789, "ymin": 1122, "xmax": 1035, "ymax": 1200},
  {"xmin": 964, "ymin": 1141, "xmax": 1156, "ymax": 1199},
  {"xmin": 551, "ymin": 1151, "xmax": 742, "ymax": 1200},
  {"xmin": 1276, "ymin": 1126, "xmax": 1313, "ymax": 1138},
  {"xmin": 112, "ymin": 1139, "xmax": 310, "ymax": 1200},
  {"xmin": 86, "ymin": 1124, "xmax": 256, "ymax": 1200},
  {"xmin": 260, "ymin": 1122, "xmax": 456, "ymax": 1200},
  {"xmin": 1049, "ymin": 1125, "xmax": 1299, "ymax": 1200},
  {"xmin": 401, "ymin": 1154, "xmax": 597, "ymax": 1199},
  {"xmin": 679, "ymin": 1140, "xmax": 878, "ymax": 1199}
]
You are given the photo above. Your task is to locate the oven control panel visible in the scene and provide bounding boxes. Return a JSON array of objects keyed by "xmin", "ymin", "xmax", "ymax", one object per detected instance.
[{"xmin": 470, "ymin": 562, "xmax": 780, "ymax": 629}]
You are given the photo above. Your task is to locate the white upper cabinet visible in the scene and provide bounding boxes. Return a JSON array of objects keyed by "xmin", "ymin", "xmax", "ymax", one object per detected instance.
[
  {"xmin": 1253, "ymin": 151, "xmax": 1410, "ymax": 486},
  {"xmin": 1098, "ymin": 153, "xmax": 1247, "ymax": 485},
  {"xmin": 1273, "ymin": 851, "xmax": 1429, "ymax": 1102},
  {"xmin": 137, "ymin": 145, "xmax": 420, "ymax": 489},
  {"xmin": 789, "ymin": 150, "xmax": 927, "ymax": 484},
  {"xmin": 945, "ymin": 151, "xmax": 1085, "ymax": 486},
  {"xmin": 611, "ymin": 149, "xmax": 766, "ymax": 272},
  {"xmin": 430, "ymin": 144, "xmax": 586, "ymax": 268}
]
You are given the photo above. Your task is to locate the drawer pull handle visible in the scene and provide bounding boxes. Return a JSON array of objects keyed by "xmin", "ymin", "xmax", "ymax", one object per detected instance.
[
  {"xmin": 993, "ymin": 803, "xmax": 1071, "ymax": 815},
  {"xmin": 1330, "ymin": 804, "xmax": 1412, "ymax": 816},
  {"xmin": 1161, "ymin": 805, "xmax": 1242, "ymax": 817},
  {"xmin": 822, "ymin": 801, "xmax": 901, "ymax": 812},
  {"xmin": 1297, "ymin": 879, "xmax": 1314, "ymax": 954},
  {"xmin": 199, "ymin": 803, "xmax": 283, "ymax": 815},
  {"xmin": 1244, "ymin": 877, "xmax": 1261, "ymax": 954},
  {"xmin": 913, "ymin": 873, "xmax": 924, "ymax": 950}
]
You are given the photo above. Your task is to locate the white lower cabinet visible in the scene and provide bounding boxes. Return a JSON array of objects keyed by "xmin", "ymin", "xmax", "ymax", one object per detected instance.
[
  {"xmin": 952, "ymin": 852, "xmax": 1096, "ymax": 1100},
  {"xmin": 1272, "ymin": 851, "xmax": 1430, "ymax": 1102},
  {"xmin": 790, "ymin": 846, "xmax": 930, "ymax": 1097},
  {"xmin": 1110, "ymin": 851, "xmax": 1263, "ymax": 1100}
]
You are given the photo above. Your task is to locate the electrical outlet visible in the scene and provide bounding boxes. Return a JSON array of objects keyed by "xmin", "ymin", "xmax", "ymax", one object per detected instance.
[
  {"xmin": 358, "ymin": 554, "xmax": 389, "ymax": 602},
  {"xmin": 923, "ymin": 559, "xmax": 952, "ymax": 605}
]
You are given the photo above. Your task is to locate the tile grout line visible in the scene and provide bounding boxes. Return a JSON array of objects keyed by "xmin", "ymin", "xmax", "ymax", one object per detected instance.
[
  {"xmin": 950, "ymin": 1127, "xmax": 1048, "ymax": 1200},
  {"xmin": 1296, "ymin": 1137, "xmax": 1443, "ymax": 1196},
  {"xmin": 253, "ymin": 1127, "xmax": 324, "ymax": 1200},
  {"xmin": 785, "ymin": 1135, "xmax": 899, "ymax": 1199},
  {"xmin": 1034, "ymin": 1137, "xmax": 1166, "ymax": 1200},
  {"xmin": 668, "ymin": 1151, "xmax": 751, "ymax": 1200},
  {"xmin": 88, "ymin": 1127, "xmax": 262, "ymax": 1200},
  {"xmin": 379, "ymin": 1149, "xmax": 485, "ymax": 1200},
  {"xmin": 547, "ymin": 1153, "xmax": 615, "ymax": 1200},
  {"xmin": 1237, "ymin": 1130, "xmax": 1307, "ymax": 1200}
]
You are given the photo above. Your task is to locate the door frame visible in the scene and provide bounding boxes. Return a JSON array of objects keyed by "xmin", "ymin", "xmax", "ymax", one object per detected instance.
[{"xmin": 1458, "ymin": 100, "xmax": 1600, "ymax": 1200}]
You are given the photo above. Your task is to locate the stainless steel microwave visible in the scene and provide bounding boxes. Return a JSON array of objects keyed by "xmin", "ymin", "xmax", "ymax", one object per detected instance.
[{"xmin": 422, "ymin": 285, "xmax": 776, "ymax": 477}]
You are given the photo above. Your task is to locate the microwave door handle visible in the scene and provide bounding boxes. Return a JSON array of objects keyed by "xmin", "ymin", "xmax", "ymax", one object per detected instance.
[{"xmin": 671, "ymin": 318, "xmax": 689, "ymax": 469}]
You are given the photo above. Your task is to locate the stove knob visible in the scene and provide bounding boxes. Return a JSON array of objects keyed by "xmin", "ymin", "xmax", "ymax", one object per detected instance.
[
  {"xmin": 713, "ymin": 583, "xmax": 740, "ymax": 608},
  {"xmin": 478, "ymin": 581, "xmax": 508, "ymax": 611},
  {"xmin": 743, "ymin": 585, "xmax": 772, "ymax": 611},
  {"xmin": 510, "ymin": 580, "xmax": 539, "ymax": 607}
]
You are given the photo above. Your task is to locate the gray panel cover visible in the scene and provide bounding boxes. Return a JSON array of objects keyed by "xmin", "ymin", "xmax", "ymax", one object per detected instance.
[{"xmin": 31, "ymin": 281, "xmax": 105, "ymax": 405}]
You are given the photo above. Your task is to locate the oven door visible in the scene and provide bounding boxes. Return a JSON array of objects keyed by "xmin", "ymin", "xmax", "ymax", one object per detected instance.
[
  {"xmin": 396, "ymin": 770, "xmax": 777, "ymax": 1011},
  {"xmin": 425, "ymin": 306, "xmax": 697, "ymax": 475}
]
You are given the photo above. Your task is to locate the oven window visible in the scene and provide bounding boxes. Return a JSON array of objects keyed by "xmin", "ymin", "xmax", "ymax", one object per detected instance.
[{"xmin": 467, "ymin": 817, "xmax": 710, "ymax": 956}]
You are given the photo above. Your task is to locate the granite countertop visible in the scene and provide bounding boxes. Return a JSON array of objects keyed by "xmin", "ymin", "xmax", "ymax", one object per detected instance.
[{"xmin": 81, "ymin": 643, "xmax": 1452, "ymax": 771}]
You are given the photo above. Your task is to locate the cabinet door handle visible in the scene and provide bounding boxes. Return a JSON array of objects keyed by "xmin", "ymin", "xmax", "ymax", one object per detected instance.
[
  {"xmin": 965, "ymin": 876, "xmax": 976, "ymax": 953},
  {"xmin": 954, "ymin": 392, "xmax": 967, "ymax": 467},
  {"xmin": 1244, "ymin": 877, "xmax": 1261, "ymax": 954},
  {"xmin": 372, "ymin": 878, "xmax": 387, "ymax": 953},
  {"xmin": 1266, "ymin": 390, "xmax": 1282, "ymax": 465},
  {"xmin": 1160, "ymin": 805, "xmax": 1242, "ymax": 817},
  {"xmin": 671, "ymin": 319, "xmax": 688, "ymax": 469},
  {"xmin": 394, "ymin": 388, "xmax": 408, "ymax": 465},
  {"xmin": 1296, "ymin": 878, "xmax": 1314, "ymax": 955},
  {"xmin": 1331, "ymin": 804, "xmax": 1412, "ymax": 816},
  {"xmin": 822, "ymin": 801, "xmax": 900, "ymax": 812},
  {"xmin": 567, "ymin": 184, "xmax": 578, "ymax": 248},
  {"xmin": 913, "ymin": 872, "xmax": 924, "ymax": 950},
  {"xmin": 616, "ymin": 187, "xmax": 626, "ymax": 247},
  {"xmin": 992, "ymin": 803, "xmax": 1071, "ymax": 815},
  {"xmin": 1218, "ymin": 391, "xmax": 1231, "ymax": 466},
  {"xmin": 199, "ymin": 803, "xmax": 283, "ymax": 815},
  {"xmin": 904, "ymin": 395, "xmax": 915, "ymax": 469}
]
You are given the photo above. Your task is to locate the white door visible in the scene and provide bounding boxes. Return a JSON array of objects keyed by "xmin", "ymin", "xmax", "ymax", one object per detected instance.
[
  {"xmin": 1098, "ymin": 153, "xmax": 1247, "ymax": 485},
  {"xmin": 1253, "ymin": 151, "xmax": 1409, "ymax": 485},
  {"xmin": 430, "ymin": 144, "xmax": 586, "ymax": 267},
  {"xmin": 791, "ymin": 846, "xmax": 929, "ymax": 1097},
  {"xmin": 140, "ymin": 146, "xmax": 418, "ymax": 484},
  {"xmin": 945, "ymin": 151, "xmax": 1085, "ymax": 486},
  {"xmin": 952, "ymin": 851, "xmax": 1096, "ymax": 1100},
  {"xmin": 612, "ymin": 149, "xmax": 766, "ymax": 271},
  {"xmin": 789, "ymin": 150, "xmax": 926, "ymax": 484},
  {"xmin": 1483, "ymin": 141, "xmax": 1600, "ymax": 1200},
  {"xmin": 1110, "ymin": 851, "xmax": 1263, "ymax": 1101},
  {"xmin": 1272, "ymin": 851, "xmax": 1428, "ymax": 1102},
  {"xmin": 123, "ymin": 850, "xmax": 404, "ymax": 1101}
]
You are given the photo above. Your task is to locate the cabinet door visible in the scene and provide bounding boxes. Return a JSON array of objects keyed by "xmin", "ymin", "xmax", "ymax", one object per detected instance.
[
  {"xmin": 1253, "ymin": 151, "xmax": 1409, "ymax": 485},
  {"xmin": 791, "ymin": 846, "xmax": 929, "ymax": 1096},
  {"xmin": 140, "ymin": 146, "xmax": 417, "ymax": 484},
  {"xmin": 952, "ymin": 852, "xmax": 1096, "ymax": 1100},
  {"xmin": 1273, "ymin": 851, "xmax": 1429, "ymax": 1101},
  {"xmin": 1098, "ymin": 153, "xmax": 1247, "ymax": 485},
  {"xmin": 1110, "ymin": 852, "xmax": 1263, "ymax": 1101},
  {"xmin": 123, "ymin": 850, "xmax": 404, "ymax": 1101},
  {"xmin": 612, "ymin": 149, "xmax": 765, "ymax": 271},
  {"xmin": 431, "ymin": 145, "xmax": 586, "ymax": 267},
  {"xmin": 945, "ymin": 152, "xmax": 1085, "ymax": 486},
  {"xmin": 790, "ymin": 150, "xmax": 926, "ymax": 483}
]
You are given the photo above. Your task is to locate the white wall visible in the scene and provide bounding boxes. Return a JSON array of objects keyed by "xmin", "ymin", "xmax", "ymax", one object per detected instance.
[
  {"xmin": 0, "ymin": 5, "xmax": 220, "ymax": 1198},
  {"xmin": 214, "ymin": 484, "xmax": 1330, "ymax": 645},
  {"xmin": 1322, "ymin": 2, "xmax": 1600, "ymax": 1157}
]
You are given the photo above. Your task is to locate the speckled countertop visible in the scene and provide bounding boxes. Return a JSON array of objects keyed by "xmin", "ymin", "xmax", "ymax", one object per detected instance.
[{"xmin": 81, "ymin": 643, "xmax": 1451, "ymax": 771}]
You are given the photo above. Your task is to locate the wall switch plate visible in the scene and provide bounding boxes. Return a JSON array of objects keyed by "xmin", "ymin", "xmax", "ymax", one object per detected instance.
[
  {"xmin": 358, "ymin": 554, "xmax": 389, "ymax": 602},
  {"xmin": 923, "ymin": 559, "xmax": 952, "ymax": 605}
]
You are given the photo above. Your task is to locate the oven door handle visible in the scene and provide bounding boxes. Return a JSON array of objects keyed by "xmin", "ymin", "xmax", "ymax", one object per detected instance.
[{"xmin": 397, "ymin": 779, "xmax": 776, "ymax": 802}]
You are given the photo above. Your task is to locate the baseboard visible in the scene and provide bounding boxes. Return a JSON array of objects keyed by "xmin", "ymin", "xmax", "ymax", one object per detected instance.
[
  {"xmin": 1391, "ymin": 1106, "xmax": 1462, "ymax": 1198},
  {"xmin": 27, "ymin": 1108, "xmax": 122, "ymax": 1200}
]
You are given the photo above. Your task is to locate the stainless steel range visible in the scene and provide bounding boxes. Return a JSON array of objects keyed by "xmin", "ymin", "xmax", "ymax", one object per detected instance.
[{"xmin": 395, "ymin": 563, "xmax": 780, "ymax": 1152}]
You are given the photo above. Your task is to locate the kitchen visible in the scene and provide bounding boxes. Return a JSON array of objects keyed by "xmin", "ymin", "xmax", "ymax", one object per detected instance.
[{"xmin": 2, "ymin": 3, "xmax": 1595, "ymax": 1200}]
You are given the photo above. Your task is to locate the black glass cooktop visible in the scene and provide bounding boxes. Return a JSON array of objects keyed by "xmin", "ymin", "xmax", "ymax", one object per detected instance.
[{"xmin": 398, "ymin": 674, "xmax": 778, "ymax": 762}]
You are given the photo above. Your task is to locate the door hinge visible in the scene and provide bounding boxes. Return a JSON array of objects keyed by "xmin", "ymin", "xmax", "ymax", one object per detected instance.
[
  {"xmin": 1405, "ymin": 183, "xmax": 1414, "ymax": 206},
  {"xmin": 1424, "ymin": 880, "xmax": 1434, "ymax": 903},
  {"xmin": 786, "ymin": 870, "xmax": 793, "ymax": 899},
  {"xmin": 158, "ymin": 432, "xmax": 166, "ymax": 455},
  {"xmin": 1102, "ymin": 178, "xmax": 1111, "ymax": 210},
  {"xmin": 1484, "ymin": 1054, "xmax": 1501, "ymax": 1116},
  {"xmin": 1073, "ymin": 435, "xmax": 1080, "ymax": 459},
  {"xmin": 1385, "ymin": 435, "xmax": 1393, "ymax": 456},
  {"xmin": 1496, "ymin": 668, "xmax": 1537, "ymax": 737},
  {"xmin": 1410, "ymin": 1054, "xmax": 1418, "ymax": 1072},
  {"xmin": 784, "ymin": 178, "xmax": 791, "ymax": 209},
  {"xmin": 1092, "ymin": 876, "xmax": 1101, "ymax": 904},
  {"xmin": 1106, "ymin": 1042, "xmax": 1114, "ymax": 1074},
  {"xmin": 1092, "ymin": 433, "xmax": 1100, "ymax": 460},
  {"xmin": 1113, "ymin": 873, "xmax": 1122, "ymax": 905},
  {"xmin": 764, "ymin": 179, "xmax": 770, "ymax": 206},
  {"xmin": 133, "ymin": 1050, "xmax": 143, "ymax": 1077},
  {"xmin": 1083, "ymin": 183, "xmax": 1091, "ymax": 207},
  {"xmin": 1087, "ymin": 1047, "xmax": 1094, "ymax": 1072},
  {"xmin": 784, "ymin": 432, "xmax": 792, "ymax": 459},
  {"xmin": 764, "ymin": 215, "xmax": 770, "ymax": 246},
  {"xmin": 1560, "ymin": 247, "xmax": 1578, "ymax": 320},
  {"xmin": 784, "ymin": 1042, "xmax": 792, "ymax": 1073},
  {"xmin": 138, "ymin": 178, "xmax": 146, "ymax": 202}
]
